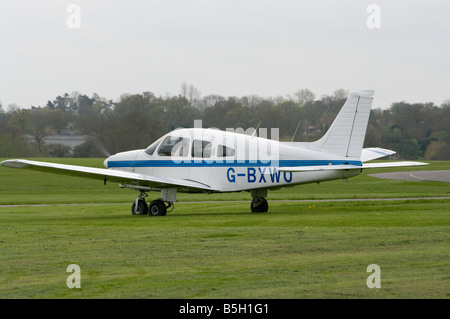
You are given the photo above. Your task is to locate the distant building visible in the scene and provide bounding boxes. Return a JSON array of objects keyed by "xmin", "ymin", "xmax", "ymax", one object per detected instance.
[
  {"xmin": 43, "ymin": 130, "xmax": 87, "ymax": 149},
  {"xmin": 25, "ymin": 130, "xmax": 88, "ymax": 153}
]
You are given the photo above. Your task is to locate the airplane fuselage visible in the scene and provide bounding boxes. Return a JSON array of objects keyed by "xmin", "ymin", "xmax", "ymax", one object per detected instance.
[{"xmin": 104, "ymin": 128, "xmax": 362, "ymax": 193}]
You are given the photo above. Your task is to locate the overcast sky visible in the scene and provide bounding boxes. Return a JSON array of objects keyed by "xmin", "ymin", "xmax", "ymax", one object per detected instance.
[{"xmin": 1, "ymin": 0, "xmax": 449, "ymax": 110}]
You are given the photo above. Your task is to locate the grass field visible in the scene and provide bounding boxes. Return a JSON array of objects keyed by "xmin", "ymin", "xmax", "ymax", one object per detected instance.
[{"xmin": 0, "ymin": 158, "xmax": 449, "ymax": 299}]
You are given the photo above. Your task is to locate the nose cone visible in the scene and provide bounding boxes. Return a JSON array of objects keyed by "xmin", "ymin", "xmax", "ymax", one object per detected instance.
[
  {"xmin": 103, "ymin": 157, "xmax": 110, "ymax": 168},
  {"xmin": 102, "ymin": 150, "xmax": 142, "ymax": 169}
]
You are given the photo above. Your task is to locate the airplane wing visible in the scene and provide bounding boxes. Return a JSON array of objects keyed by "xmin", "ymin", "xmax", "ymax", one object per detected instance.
[
  {"xmin": 0, "ymin": 159, "xmax": 216, "ymax": 192},
  {"xmin": 278, "ymin": 161, "xmax": 428, "ymax": 172}
]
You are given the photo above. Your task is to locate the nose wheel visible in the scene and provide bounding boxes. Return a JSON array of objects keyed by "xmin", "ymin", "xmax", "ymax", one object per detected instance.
[
  {"xmin": 131, "ymin": 199, "xmax": 148, "ymax": 215},
  {"xmin": 132, "ymin": 192, "xmax": 148, "ymax": 215}
]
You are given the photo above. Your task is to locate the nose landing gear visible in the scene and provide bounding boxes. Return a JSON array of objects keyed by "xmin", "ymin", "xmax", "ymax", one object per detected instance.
[{"xmin": 132, "ymin": 192, "xmax": 148, "ymax": 215}]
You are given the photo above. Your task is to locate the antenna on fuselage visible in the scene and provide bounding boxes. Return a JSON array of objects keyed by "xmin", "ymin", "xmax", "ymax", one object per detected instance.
[
  {"xmin": 251, "ymin": 121, "xmax": 261, "ymax": 137},
  {"xmin": 291, "ymin": 120, "xmax": 301, "ymax": 142}
]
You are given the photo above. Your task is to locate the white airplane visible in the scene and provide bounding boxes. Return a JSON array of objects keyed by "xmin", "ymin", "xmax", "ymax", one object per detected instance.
[{"xmin": 1, "ymin": 90, "xmax": 427, "ymax": 216}]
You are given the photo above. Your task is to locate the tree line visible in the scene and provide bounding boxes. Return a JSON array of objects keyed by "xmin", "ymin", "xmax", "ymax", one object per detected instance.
[{"xmin": 1, "ymin": 86, "xmax": 449, "ymax": 160}]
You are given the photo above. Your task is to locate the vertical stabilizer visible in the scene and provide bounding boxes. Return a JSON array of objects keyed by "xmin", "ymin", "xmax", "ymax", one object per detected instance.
[{"xmin": 308, "ymin": 90, "xmax": 375, "ymax": 158}]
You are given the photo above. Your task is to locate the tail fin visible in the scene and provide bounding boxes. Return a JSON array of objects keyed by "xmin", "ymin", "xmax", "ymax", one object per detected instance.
[{"xmin": 308, "ymin": 90, "xmax": 375, "ymax": 158}]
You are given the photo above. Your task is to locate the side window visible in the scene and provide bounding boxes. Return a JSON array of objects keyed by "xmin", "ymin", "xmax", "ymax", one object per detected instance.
[
  {"xmin": 217, "ymin": 145, "xmax": 235, "ymax": 157},
  {"xmin": 192, "ymin": 140, "xmax": 212, "ymax": 158},
  {"xmin": 157, "ymin": 136, "xmax": 190, "ymax": 157}
]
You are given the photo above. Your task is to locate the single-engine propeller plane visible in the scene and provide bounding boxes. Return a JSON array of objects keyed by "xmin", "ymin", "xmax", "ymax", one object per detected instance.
[{"xmin": 1, "ymin": 90, "xmax": 428, "ymax": 216}]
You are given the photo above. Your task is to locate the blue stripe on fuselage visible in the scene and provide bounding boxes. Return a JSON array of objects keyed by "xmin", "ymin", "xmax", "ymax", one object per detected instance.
[{"xmin": 106, "ymin": 160, "xmax": 362, "ymax": 168}]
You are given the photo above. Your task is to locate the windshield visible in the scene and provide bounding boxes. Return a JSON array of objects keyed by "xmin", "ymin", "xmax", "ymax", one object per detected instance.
[{"xmin": 144, "ymin": 137, "xmax": 163, "ymax": 156}]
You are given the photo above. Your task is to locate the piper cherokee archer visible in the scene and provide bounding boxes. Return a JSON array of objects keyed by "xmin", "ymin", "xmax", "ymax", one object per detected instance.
[{"xmin": 1, "ymin": 90, "xmax": 427, "ymax": 216}]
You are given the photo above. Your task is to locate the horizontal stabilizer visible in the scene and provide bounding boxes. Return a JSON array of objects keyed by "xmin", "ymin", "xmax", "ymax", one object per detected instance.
[
  {"xmin": 361, "ymin": 147, "xmax": 396, "ymax": 162},
  {"xmin": 361, "ymin": 161, "xmax": 429, "ymax": 169},
  {"xmin": 278, "ymin": 161, "xmax": 428, "ymax": 172},
  {"xmin": 278, "ymin": 164, "xmax": 362, "ymax": 172}
]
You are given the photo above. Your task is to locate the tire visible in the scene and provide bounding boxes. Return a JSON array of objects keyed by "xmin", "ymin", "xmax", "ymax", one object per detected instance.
[
  {"xmin": 132, "ymin": 199, "xmax": 148, "ymax": 215},
  {"xmin": 149, "ymin": 200, "xmax": 167, "ymax": 216},
  {"xmin": 251, "ymin": 197, "xmax": 268, "ymax": 213}
]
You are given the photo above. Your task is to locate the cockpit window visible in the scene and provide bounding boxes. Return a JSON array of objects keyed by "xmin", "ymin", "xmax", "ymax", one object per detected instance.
[
  {"xmin": 145, "ymin": 137, "xmax": 163, "ymax": 156},
  {"xmin": 157, "ymin": 136, "xmax": 190, "ymax": 157},
  {"xmin": 217, "ymin": 145, "xmax": 235, "ymax": 157},
  {"xmin": 192, "ymin": 140, "xmax": 212, "ymax": 158}
]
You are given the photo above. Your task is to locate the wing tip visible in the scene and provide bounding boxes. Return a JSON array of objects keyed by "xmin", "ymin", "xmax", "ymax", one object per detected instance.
[{"xmin": 1, "ymin": 159, "xmax": 30, "ymax": 168}]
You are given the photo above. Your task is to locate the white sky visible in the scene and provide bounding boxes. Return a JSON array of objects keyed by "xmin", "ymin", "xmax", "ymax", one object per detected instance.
[{"xmin": 1, "ymin": 0, "xmax": 449, "ymax": 110}]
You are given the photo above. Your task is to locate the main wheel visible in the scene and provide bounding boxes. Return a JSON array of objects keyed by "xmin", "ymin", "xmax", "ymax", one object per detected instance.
[
  {"xmin": 131, "ymin": 199, "xmax": 148, "ymax": 215},
  {"xmin": 251, "ymin": 197, "xmax": 268, "ymax": 213},
  {"xmin": 149, "ymin": 200, "xmax": 167, "ymax": 216}
]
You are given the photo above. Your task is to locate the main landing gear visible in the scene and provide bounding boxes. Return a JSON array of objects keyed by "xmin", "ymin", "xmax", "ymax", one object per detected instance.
[
  {"xmin": 251, "ymin": 197, "xmax": 268, "ymax": 213},
  {"xmin": 130, "ymin": 188, "xmax": 269, "ymax": 215},
  {"xmin": 250, "ymin": 189, "xmax": 269, "ymax": 213},
  {"xmin": 131, "ymin": 190, "xmax": 175, "ymax": 216}
]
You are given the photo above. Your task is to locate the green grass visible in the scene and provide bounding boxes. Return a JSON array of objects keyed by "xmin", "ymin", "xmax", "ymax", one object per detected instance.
[{"xmin": 0, "ymin": 158, "xmax": 449, "ymax": 298}]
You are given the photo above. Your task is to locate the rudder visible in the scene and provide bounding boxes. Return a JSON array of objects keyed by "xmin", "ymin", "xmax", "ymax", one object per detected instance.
[{"xmin": 308, "ymin": 90, "xmax": 375, "ymax": 158}]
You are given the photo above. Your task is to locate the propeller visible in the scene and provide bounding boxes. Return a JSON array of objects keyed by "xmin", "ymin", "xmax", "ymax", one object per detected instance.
[
  {"xmin": 96, "ymin": 142, "xmax": 111, "ymax": 158},
  {"xmin": 84, "ymin": 136, "xmax": 111, "ymax": 158}
]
